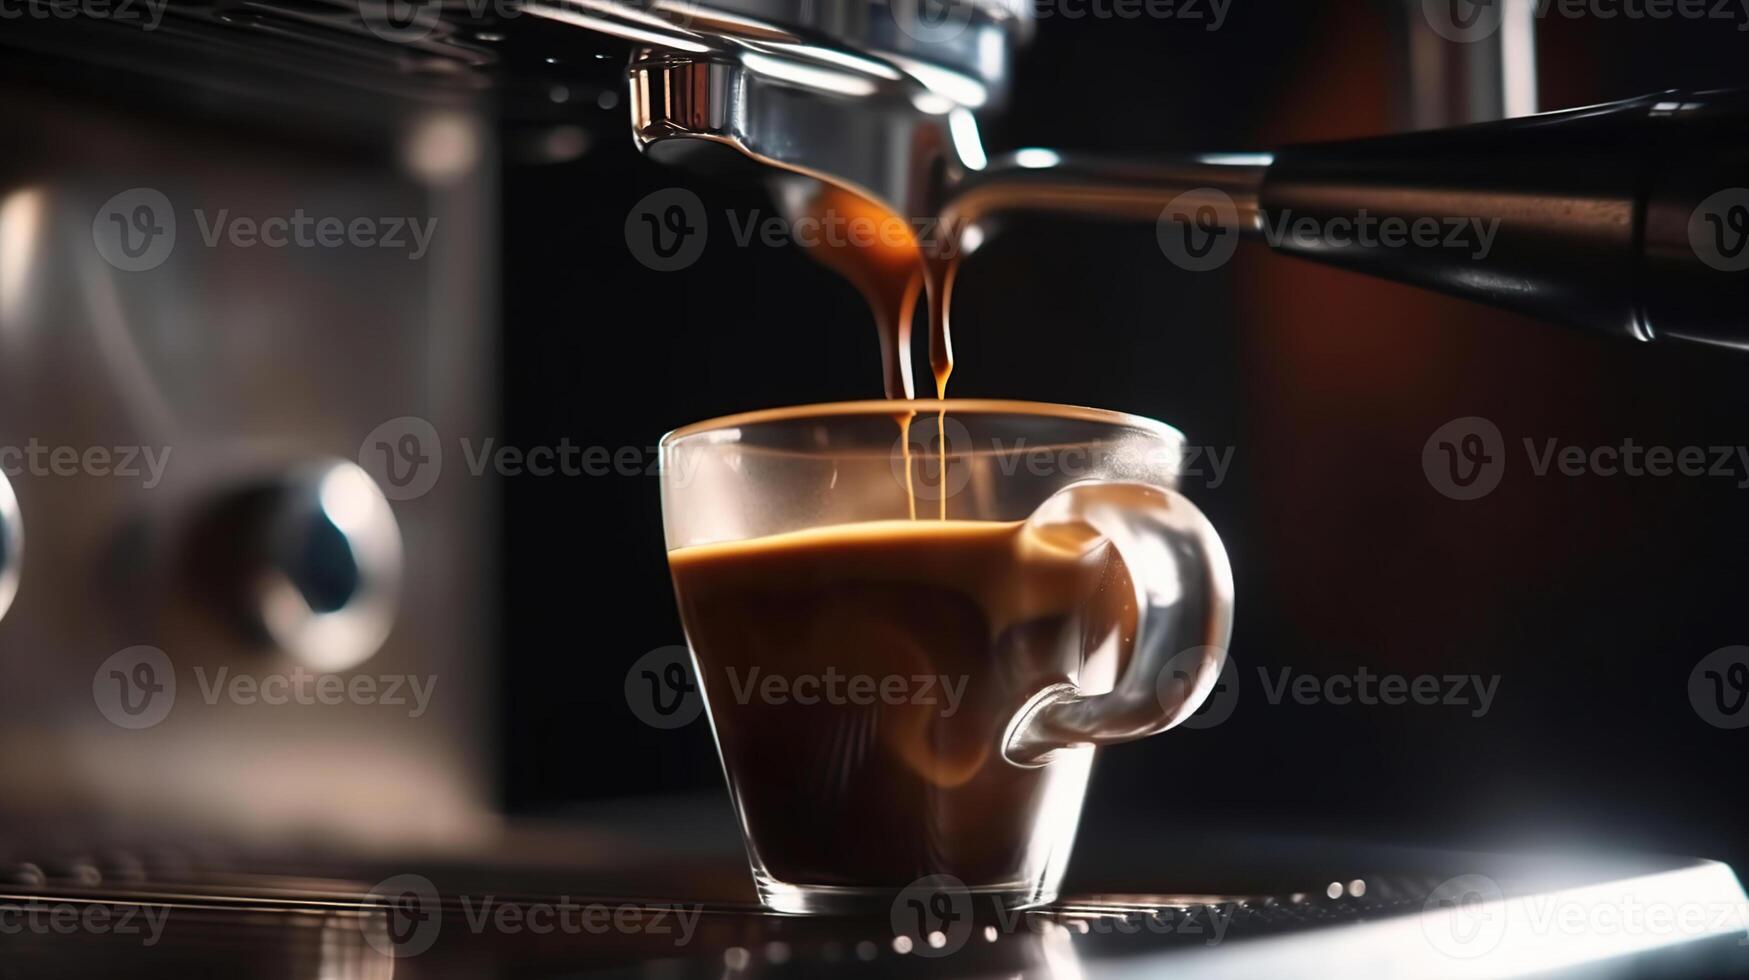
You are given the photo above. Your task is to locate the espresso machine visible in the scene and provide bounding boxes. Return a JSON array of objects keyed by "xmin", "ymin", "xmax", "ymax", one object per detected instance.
[{"xmin": 1, "ymin": 1, "xmax": 1747, "ymax": 977}]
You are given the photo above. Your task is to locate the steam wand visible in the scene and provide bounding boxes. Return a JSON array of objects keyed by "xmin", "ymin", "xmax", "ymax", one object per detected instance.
[{"xmin": 948, "ymin": 90, "xmax": 1749, "ymax": 350}]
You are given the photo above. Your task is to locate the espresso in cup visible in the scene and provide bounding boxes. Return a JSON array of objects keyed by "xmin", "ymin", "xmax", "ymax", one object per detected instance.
[
  {"xmin": 670, "ymin": 518, "xmax": 1135, "ymax": 892},
  {"xmin": 661, "ymin": 403, "xmax": 1232, "ymax": 913}
]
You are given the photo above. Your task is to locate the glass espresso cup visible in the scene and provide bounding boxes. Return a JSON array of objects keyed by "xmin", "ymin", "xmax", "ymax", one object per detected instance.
[{"xmin": 660, "ymin": 400, "xmax": 1233, "ymax": 914}]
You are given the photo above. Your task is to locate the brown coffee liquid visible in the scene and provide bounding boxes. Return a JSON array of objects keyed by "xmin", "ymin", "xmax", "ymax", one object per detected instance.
[
  {"xmin": 797, "ymin": 186, "xmax": 963, "ymax": 519},
  {"xmin": 923, "ymin": 253, "xmax": 956, "ymax": 519},
  {"xmin": 669, "ymin": 519, "xmax": 1136, "ymax": 889},
  {"xmin": 798, "ymin": 186, "xmax": 930, "ymax": 402}
]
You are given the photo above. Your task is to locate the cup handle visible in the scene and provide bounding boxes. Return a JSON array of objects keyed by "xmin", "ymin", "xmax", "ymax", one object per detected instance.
[{"xmin": 1004, "ymin": 481, "xmax": 1235, "ymax": 766}]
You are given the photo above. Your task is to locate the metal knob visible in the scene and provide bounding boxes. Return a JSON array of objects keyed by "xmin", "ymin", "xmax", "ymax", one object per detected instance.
[
  {"xmin": 0, "ymin": 471, "xmax": 20, "ymax": 623},
  {"xmin": 191, "ymin": 459, "xmax": 403, "ymax": 672}
]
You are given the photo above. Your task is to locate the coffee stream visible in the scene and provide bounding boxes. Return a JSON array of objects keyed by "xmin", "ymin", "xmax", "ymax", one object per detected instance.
[
  {"xmin": 670, "ymin": 193, "xmax": 1136, "ymax": 891},
  {"xmin": 800, "ymin": 186, "xmax": 960, "ymax": 519}
]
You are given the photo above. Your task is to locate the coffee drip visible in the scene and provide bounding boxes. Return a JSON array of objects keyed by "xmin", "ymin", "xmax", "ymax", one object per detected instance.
[
  {"xmin": 796, "ymin": 185, "xmax": 959, "ymax": 401},
  {"xmin": 795, "ymin": 186, "xmax": 963, "ymax": 519}
]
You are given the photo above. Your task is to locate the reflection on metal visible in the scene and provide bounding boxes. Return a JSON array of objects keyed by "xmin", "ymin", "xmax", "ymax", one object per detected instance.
[
  {"xmin": 1145, "ymin": 861, "xmax": 1749, "ymax": 980},
  {"xmin": 525, "ymin": 0, "xmax": 1024, "ymax": 100},
  {"xmin": 0, "ymin": 470, "xmax": 20, "ymax": 623},
  {"xmin": 403, "ymin": 111, "xmax": 484, "ymax": 184},
  {"xmin": 1501, "ymin": 0, "xmax": 1539, "ymax": 119},
  {"xmin": 0, "ymin": 187, "xmax": 44, "ymax": 336},
  {"xmin": 1405, "ymin": 0, "xmax": 1539, "ymax": 128},
  {"xmin": 198, "ymin": 459, "xmax": 405, "ymax": 673},
  {"xmin": 321, "ymin": 910, "xmax": 397, "ymax": 980}
]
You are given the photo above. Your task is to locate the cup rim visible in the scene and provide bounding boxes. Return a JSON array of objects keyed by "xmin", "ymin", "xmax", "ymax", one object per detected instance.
[{"xmin": 661, "ymin": 399, "xmax": 1186, "ymax": 447}]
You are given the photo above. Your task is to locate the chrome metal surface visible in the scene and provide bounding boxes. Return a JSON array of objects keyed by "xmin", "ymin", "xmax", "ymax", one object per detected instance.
[
  {"xmin": 0, "ymin": 77, "xmax": 494, "ymax": 846},
  {"xmin": 0, "ymin": 471, "xmax": 19, "ymax": 623},
  {"xmin": 1, "ymin": 815, "xmax": 1744, "ymax": 980},
  {"xmin": 528, "ymin": 0, "xmax": 1025, "ymax": 102},
  {"xmin": 523, "ymin": 0, "xmax": 1276, "ymax": 261},
  {"xmin": 950, "ymin": 152, "xmax": 1273, "ymax": 237},
  {"xmin": 192, "ymin": 460, "xmax": 404, "ymax": 673},
  {"xmin": 625, "ymin": 42, "xmax": 1270, "ymax": 250},
  {"xmin": 629, "ymin": 46, "xmax": 987, "ymax": 226},
  {"xmin": 1258, "ymin": 88, "xmax": 1749, "ymax": 348}
]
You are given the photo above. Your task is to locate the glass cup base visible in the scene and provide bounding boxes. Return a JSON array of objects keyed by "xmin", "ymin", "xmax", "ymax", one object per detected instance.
[{"xmin": 753, "ymin": 871, "xmax": 1059, "ymax": 916}]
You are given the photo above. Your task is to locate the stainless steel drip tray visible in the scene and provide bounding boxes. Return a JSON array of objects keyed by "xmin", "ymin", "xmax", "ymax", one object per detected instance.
[{"xmin": 0, "ymin": 804, "xmax": 1745, "ymax": 979}]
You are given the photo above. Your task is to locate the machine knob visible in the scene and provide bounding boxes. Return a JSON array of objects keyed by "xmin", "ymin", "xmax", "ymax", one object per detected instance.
[
  {"xmin": 0, "ymin": 471, "xmax": 20, "ymax": 623},
  {"xmin": 192, "ymin": 459, "xmax": 403, "ymax": 672}
]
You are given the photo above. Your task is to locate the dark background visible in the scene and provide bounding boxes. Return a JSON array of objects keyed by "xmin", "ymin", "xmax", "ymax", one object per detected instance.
[{"xmin": 500, "ymin": 1, "xmax": 1749, "ymax": 873}]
